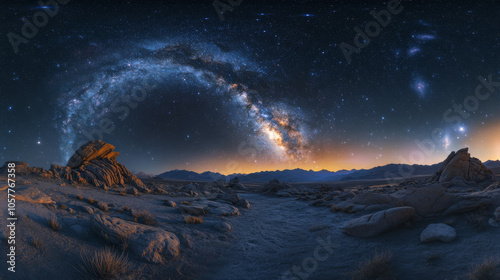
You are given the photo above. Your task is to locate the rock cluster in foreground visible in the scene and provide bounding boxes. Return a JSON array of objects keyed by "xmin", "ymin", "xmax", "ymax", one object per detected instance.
[{"xmin": 1, "ymin": 141, "xmax": 147, "ymax": 191}]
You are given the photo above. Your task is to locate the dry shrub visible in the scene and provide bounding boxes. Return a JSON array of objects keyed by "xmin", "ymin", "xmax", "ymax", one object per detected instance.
[
  {"xmin": 87, "ymin": 198, "xmax": 97, "ymax": 204},
  {"xmin": 77, "ymin": 248, "xmax": 130, "ymax": 280},
  {"xmin": 60, "ymin": 204, "xmax": 67, "ymax": 210},
  {"xmin": 118, "ymin": 206, "xmax": 130, "ymax": 213},
  {"xmin": 133, "ymin": 211, "xmax": 158, "ymax": 226},
  {"xmin": 31, "ymin": 238, "xmax": 43, "ymax": 248},
  {"xmin": 76, "ymin": 194, "xmax": 83, "ymax": 200},
  {"xmin": 468, "ymin": 258, "xmax": 499, "ymax": 280},
  {"xmin": 184, "ymin": 216, "xmax": 203, "ymax": 224},
  {"xmin": 351, "ymin": 250, "xmax": 396, "ymax": 280},
  {"xmin": 47, "ymin": 217, "xmax": 61, "ymax": 231},
  {"xmin": 467, "ymin": 210, "xmax": 487, "ymax": 232}
]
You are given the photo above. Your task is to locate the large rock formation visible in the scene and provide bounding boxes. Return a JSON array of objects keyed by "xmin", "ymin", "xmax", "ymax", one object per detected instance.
[
  {"xmin": 1, "ymin": 141, "xmax": 147, "ymax": 192},
  {"xmin": 431, "ymin": 148, "xmax": 494, "ymax": 185},
  {"xmin": 343, "ymin": 207, "xmax": 415, "ymax": 237},
  {"xmin": 58, "ymin": 141, "xmax": 147, "ymax": 191}
]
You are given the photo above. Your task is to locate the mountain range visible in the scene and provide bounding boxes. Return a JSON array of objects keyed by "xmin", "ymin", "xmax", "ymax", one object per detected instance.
[{"xmin": 154, "ymin": 160, "xmax": 500, "ymax": 183}]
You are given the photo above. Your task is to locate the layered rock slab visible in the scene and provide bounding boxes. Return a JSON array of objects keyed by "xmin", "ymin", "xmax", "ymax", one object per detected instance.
[
  {"xmin": 343, "ymin": 207, "xmax": 415, "ymax": 237},
  {"xmin": 92, "ymin": 214, "xmax": 180, "ymax": 264}
]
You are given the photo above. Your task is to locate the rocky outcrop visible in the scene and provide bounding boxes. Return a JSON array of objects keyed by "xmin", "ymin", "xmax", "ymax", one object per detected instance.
[
  {"xmin": 343, "ymin": 207, "xmax": 415, "ymax": 237},
  {"xmin": 431, "ymin": 148, "xmax": 494, "ymax": 185},
  {"xmin": 420, "ymin": 223, "xmax": 457, "ymax": 243},
  {"xmin": 0, "ymin": 141, "xmax": 147, "ymax": 192},
  {"xmin": 92, "ymin": 214, "xmax": 180, "ymax": 264},
  {"xmin": 60, "ymin": 141, "xmax": 147, "ymax": 191},
  {"xmin": 263, "ymin": 179, "xmax": 294, "ymax": 193}
]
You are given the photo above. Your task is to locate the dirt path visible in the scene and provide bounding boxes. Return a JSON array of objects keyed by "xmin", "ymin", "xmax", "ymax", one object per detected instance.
[{"xmin": 200, "ymin": 193, "xmax": 347, "ymax": 280}]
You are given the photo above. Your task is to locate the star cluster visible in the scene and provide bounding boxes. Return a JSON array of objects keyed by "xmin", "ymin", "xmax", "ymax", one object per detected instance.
[{"xmin": 1, "ymin": 1, "xmax": 500, "ymax": 174}]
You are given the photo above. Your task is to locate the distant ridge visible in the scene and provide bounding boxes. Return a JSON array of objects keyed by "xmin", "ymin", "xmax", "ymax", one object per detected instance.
[
  {"xmin": 157, "ymin": 159, "xmax": 500, "ymax": 183},
  {"xmin": 158, "ymin": 159, "xmax": 500, "ymax": 183}
]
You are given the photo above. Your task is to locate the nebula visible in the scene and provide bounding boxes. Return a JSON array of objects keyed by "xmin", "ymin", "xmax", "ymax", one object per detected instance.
[{"xmin": 57, "ymin": 42, "xmax": 310, "ymax": 164}]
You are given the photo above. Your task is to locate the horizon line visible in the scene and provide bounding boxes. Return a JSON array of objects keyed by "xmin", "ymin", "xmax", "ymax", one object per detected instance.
[{"xmin": 154, "ymin": 157, "xmax": 500, "ymax": 176}]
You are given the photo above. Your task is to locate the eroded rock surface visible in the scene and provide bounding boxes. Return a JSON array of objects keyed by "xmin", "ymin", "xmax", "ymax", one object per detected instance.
[
  {"xmin": 420, "ymin": 223, "xmax": 457, "ymax": 243},
  {"xmin": 92, "ymin": 214, "xmax": 180, "ymax": 264},
  {"xmin": 343, "ymin": 207, "xmax": 415, "ymax": 237},
  {"xmin": 431, "ymin": 148, "xmax": 494, "ymax": 184}
]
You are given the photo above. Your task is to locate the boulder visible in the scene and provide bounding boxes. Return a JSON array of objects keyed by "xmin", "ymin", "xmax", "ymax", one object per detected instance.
[
  {"xmin": 236, "ymin": 199, "xmax": 251, "ymax": 209},
  {"xmin": 420, "ymin": 223, "xmax": 457, "ymax": 243},
  {"xmin": 220, "ymin": 193, "xmax": 241, "ymax": 205},
  {"xmin": 163, "ymin": 200, "xmax": 177, "ymax": 207},
  {"xmin": 343, "ymin": 207, "xmax": 415, "ymax": 237},
  {"xmin": 398, "ymin": 184, "xmax": 454, "ymax": 216},
  {"xmin": 443, "ymin": 196, "xmax": 492, "ymax": 216},
  {"xmin": 263, "ymin": 179, "xmax": 293, "ymax": 193},
  {"xmin": 178, "ymin": 205, "xmax": 208, "ymax": 216},
  {"xmin": 205, "ymin": 201, "xmax": 240, "ymax": 216},
  {"xmin": 431, "ymin": 148, "xmax": 494, "ymax": 184},
  {"xmin": 214, "ymin": 221, "xmax": 232, "ymax": 233},
  {"xmin": 50, "ymin": 141, "xmax": 148, "ymax": 191},
  {"xmin": 92, "ymin": 214, "xmax": 180, "ymax": 264}
]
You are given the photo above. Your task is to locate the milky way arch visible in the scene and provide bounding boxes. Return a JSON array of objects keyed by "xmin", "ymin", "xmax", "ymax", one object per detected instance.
[{"xmin": 57, "ymin": 42, "xmax": 310, "ymax": 164}]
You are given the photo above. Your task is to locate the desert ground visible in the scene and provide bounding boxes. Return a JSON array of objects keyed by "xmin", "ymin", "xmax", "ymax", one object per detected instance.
[{"xmin": 0, "ymin": 143, "xmax": 499, "ymax": 280}]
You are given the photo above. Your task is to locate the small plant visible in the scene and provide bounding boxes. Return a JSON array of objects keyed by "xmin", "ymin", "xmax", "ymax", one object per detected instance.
[
  {"xmin": 118, "ymin": 206, "xmax": 130, "ymax": 213},
  {"xmin": 87, "ymin": 198, "xmax": 97, "ymax": 204},
  {"xmin": 31, "ymin": 238, "xmax": 43, "ymax": 248},
  {"xmin": 98, "ymin": 202, "xmax": 109, "ymax": 212},
  {"xmin": 117, "ymin": 233, "xmax": 130, "ymax": 252},
  {"xmin": 77, "ymin": 248, "xmax": 130, "ymax": 280},
  {"xmin": 351, "ymin": 250, "xmax": 395, "ymax": 280},
  {"xmin": 47, "ymin": 217, "xmax": 61, "ymax": 231},
  {"xmin": 76, "ymin": 194, "xmax": 83, "ymax": 200},
  {"xmin": 467, "ymin": 257, "xmax": 499, "ymax": 280},
  {"xmin": 133, "ymin": 211, "xmax": 158, "ymax": 226},
  {"xmin": 180, "ymin": 201, "xmax": 191, "ymax": 205},
  {"xmin": 60, "ymin": 204, "xmax": 67, "ymax": 210},
  {"xmin": 467, "ymin": 210, "xmax": 487, "ymax": 232},
  {"xmin": 184, "ymin": 216, "xmax": 203, "ymax": 224}
]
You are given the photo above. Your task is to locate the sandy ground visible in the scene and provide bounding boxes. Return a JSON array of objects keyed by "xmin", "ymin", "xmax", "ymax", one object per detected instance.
[
  {"xmin": 197, "ymin": 193, "xmax": 500, "ymax": 280},
  {"xmin": 0, "ymin": 175, "xmax": 499, "ymax": 279}
]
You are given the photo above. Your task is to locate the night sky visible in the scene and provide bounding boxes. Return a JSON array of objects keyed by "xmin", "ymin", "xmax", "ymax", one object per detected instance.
[{"xmin": 1, "ymin": 0, "xmax": 500, "ymax": 175}]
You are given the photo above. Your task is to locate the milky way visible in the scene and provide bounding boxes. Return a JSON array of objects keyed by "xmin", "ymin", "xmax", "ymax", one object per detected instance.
[{"xmin": 57, "ymin": 42, "xmax": 310, "ymax": 164}]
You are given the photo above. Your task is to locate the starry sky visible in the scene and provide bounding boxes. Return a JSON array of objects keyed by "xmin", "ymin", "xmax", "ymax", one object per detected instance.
[{"xmin": 1, "ymin": 0, "xmax": 500, "ymax": 175}]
